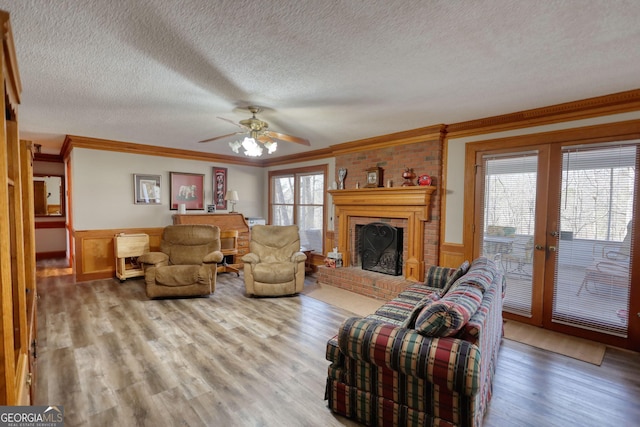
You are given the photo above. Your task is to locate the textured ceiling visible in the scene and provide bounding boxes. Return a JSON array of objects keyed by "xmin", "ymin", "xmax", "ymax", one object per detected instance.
[{"xmin": 1, "ymin": 0, "xmax": 639, "ymax": 157}]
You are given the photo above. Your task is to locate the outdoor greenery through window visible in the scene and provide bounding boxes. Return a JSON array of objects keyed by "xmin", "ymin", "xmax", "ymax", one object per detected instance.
[{"xmin": 270, "ymin": 167, "xmax": 326, "ymax": 253}]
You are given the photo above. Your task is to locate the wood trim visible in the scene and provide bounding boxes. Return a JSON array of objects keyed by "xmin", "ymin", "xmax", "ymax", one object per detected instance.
[
  {"xmin": 33, "ymin": 153, "xmax": 63, "ymax": 163},
  {"xmin": 35, "ymin": 221, "xmax": 66, "ymax": 229},
  {"xmin": 330, "ymin": 125, "xmax": 446, "ymax": 157},
  {"xmin": 447, "ymin": 88, "xmax": 640, "ymax": 138},
  {"xmin": 262, "ymin": 147, "xmax": 334, "ymax": 166},
  {"xmin": 63, "ymin": 135, "xmax": 265, "ymax": 166},
  {"xmin": 56, "ymin": 90, "xmax": 640, "ymax": 168},
  {"xmin": 36, "ymin": 251, "xmax": 66, "ymax": 260},
  {"xmin": 439, "ymin": 243, "xmax": 465, "ymax": 268}
]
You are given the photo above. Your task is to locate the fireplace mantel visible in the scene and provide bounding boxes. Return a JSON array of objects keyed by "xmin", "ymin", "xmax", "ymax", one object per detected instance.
[{"xmin": 328, "ymin": 186, "xmax": 435, "ymax": 281}]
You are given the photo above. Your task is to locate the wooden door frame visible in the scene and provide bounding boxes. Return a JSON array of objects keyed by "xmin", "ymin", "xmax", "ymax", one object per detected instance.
[{"xmin": 464, "ymin": 119, "xmax": 640, "ymax": 350}]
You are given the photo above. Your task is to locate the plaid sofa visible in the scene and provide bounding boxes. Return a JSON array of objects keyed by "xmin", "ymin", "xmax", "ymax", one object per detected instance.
[{"xmin": 325, "ymin": 257, "xmax": 506, "ymax": 427}]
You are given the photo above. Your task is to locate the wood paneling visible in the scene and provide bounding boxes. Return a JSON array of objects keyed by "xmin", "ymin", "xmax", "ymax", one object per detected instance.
[
  {"xmin": 439, "ymin": 243, "xmax": 466, "ymax": 268},
  {"xmin": 73, "ymin": 228, "xmax": 163, "ymax": 282}
]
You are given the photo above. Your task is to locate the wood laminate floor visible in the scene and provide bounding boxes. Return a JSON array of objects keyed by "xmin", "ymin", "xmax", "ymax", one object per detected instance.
[{"xmin": 35, "ymin": 261, "xmax": 640, "ymax": 426}]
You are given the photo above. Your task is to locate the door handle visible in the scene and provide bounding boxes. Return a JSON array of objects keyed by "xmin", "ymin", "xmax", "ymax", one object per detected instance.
[
  {"xmin": 548, "ymin": 246, "xmax": 557, "ymax": 252},
  {"xmin": 535, "ymin": 244, "xmax": 544, "ymax": 250}
]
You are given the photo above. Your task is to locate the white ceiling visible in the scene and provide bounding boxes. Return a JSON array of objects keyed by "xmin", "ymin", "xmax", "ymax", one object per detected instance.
[{"xmin": 1, "ymin": 0, "xmax": 639, "ymax": 158}]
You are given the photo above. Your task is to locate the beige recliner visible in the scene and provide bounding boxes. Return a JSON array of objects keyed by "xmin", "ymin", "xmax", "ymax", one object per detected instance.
[
  {"xmin": 241, "ymin": 225, "xmax": 307, "ymax": 297},
  {"xmin": 138, "ymin": 225, "xmax": 224, "ymax": 298}
]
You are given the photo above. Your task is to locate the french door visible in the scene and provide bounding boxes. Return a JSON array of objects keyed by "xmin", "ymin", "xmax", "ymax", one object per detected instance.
[{"xmin": 474, "ymin": 140, "xmax": 639, "ymax": 348}]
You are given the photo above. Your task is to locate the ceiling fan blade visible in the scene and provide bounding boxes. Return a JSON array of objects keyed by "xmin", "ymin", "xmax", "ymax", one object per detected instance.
[
  {"xmin": 217, "ymin": 117, "xmax": 247, "ymax": 129},
  {"xmin": 198, "ymin": 132, "xmax": 244, "ymax": 143},
  {"xmin": 263, "ymin": 130, "xmax": 310, "ymax": 146}
]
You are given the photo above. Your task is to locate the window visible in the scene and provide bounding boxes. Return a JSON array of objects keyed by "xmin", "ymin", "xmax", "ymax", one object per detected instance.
[{"xmin": 269, "ymin": 166, "xmax": 327, "ymax": 253}]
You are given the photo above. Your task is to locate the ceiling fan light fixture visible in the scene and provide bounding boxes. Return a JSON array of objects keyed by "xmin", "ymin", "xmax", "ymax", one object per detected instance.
[
  {"xmin": 241, "ymin": 136, "xmax": 263, "ymax": 157},
  {"xmin": 264, "ymin": 140, "xmax": 277, "ymax": 154},
  {"xmin": 229, "ymin": 140, "xmax": 242, "ymax": 153}
]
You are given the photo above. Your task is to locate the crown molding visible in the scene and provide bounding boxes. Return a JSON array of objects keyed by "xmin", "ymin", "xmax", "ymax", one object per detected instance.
[
  {"xmin": 62, "ymin": 135, "xmax": 265, "ymax": 166},
  {"xmin": 57, "ymin": 89, "xmax": 640, "ymax": 166},
  {"xmin": 446, "ymin": 88, "xmax": 640, "ymax": 138},
  {"xmin": 330, "ymin": 124, "xmax": 446, "ymax": 157}
]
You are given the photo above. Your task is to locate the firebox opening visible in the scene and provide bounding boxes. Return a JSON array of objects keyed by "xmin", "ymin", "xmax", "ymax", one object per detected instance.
[{"xmin": 358, "ymin": 222, "xmax": 403, "ymax": 276}]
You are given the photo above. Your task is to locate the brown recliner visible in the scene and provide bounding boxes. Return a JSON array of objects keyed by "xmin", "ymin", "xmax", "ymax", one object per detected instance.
[
  {"xmin": 138, "ymin": 225, "xmax": 224, "ymax": 298},
  {"xmin": 241, "ymin": 225, "xmax": 307, "ymax": 297}
]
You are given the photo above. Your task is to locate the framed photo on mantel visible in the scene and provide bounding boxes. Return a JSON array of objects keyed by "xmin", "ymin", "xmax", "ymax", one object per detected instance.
[{"xmin": 365, "ymin": 167, "xmax": 383, "ymax": 188}]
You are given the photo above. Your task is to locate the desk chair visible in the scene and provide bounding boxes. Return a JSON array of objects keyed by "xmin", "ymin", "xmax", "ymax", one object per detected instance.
[{"xmin": 218, "ymin": 230, "xmax": 240, "ymax": 276}]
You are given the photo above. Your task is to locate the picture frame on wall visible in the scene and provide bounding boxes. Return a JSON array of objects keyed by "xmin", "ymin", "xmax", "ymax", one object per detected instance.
[
  {"xmin": 170, "ymin": 172, "xmax": 205, "ymax": 210},
  {"xmin": 212, "ymin": 166, "xmax": 228, "ymax": 210},
  {"xmin": 133, "ymin": 174, "xmax": 161, "ymax": 204}
]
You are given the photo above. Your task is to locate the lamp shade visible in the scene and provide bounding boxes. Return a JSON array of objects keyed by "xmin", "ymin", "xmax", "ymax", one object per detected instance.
[{"xmin": 224, "ymin": 190, "xmax": 239, "ymax": 202}]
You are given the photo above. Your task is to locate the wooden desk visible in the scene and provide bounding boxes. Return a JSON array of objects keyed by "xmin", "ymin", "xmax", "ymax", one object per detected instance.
[{"xmin": 172, "ymin": 213, "xmax": 250, "ymax": 268}]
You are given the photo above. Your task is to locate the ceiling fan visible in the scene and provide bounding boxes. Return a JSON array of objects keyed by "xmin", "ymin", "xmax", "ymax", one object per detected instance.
[{"xmin": 199, "ymin": 106, "xmax": 310, "ymax": 157}]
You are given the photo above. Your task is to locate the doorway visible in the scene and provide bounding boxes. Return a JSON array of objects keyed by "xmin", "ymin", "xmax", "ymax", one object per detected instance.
[{"xmin": 470, "ymin": 132, "xmax": 639, "ymax": 349}]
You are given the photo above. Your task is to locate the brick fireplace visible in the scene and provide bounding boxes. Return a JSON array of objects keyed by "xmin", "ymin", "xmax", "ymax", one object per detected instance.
[
  {"xmin": 318, "ymin": 186, "xmax": 436, "ymax": 300},
  {"xmin": 327, "ymin": 186, "xmax": 435, "ymax": 281}
]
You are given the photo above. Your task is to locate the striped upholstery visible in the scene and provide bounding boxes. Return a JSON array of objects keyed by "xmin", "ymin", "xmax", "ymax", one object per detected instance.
[
  {"xmin": 415, "ymin": 285, "xmax": 484, "ymax": 337},
  {"xmin": 325, "ymin": 257, "xmax": 504, "ymax": 427}
]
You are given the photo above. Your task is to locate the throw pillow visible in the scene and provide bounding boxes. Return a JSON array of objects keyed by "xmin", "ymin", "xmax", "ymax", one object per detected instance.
[
  {"xmin": 440, "ymin": 260, "xmax": 471, "ymax": 295},
  {"xmin": 400, "ymin": 293, "xmax": 440, "ymax": 329},
  {"xmin": 423, "ymin": 265, "xmax": 456, "ymax": 289},
  {"xmin": 414, "ymin": 284, "xmax": 484, "ymax": 337},
  {"xmin": 448, "ymin": 257, "xmax": 496, "ymax": 294}
]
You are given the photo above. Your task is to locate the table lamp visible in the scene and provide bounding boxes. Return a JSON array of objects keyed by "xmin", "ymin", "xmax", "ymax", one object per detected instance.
[{"xmin": 225, "ymin": 190, "xmax": 239, "ymax": 213}]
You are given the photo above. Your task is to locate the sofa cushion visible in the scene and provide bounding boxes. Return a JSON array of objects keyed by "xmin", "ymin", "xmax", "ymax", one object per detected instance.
[
  {"xmin": 424, "ymin": 265, "xmax": 457, "ymax": 289},
  {"xmin": 415, "ymin": 284, "xmax": 484, "ymax": 337},
  {"xmin": 447, "ymin": 257, "xmax": 496, "ymax": 294},
  {"xmin": 155, "ymin": 265, "xmax": 201, "ymax": 286},
  {"xmin": 253, "ymin": 262, "xmax": 296, "ymax": 282},
  {"xmin": 400, "ymin": 293, "xmax": 440, "ymax": 329},
  {"xmin": 440, "ymin": 260, "xmax": 471, "ymax": 294}
]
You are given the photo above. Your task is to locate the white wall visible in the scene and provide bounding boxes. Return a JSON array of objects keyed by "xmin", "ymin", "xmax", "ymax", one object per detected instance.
[
  {"xmin": 444, "ymin": 111, "xmax": 640, "ymax": 244},
  {"xmin": 71, "ymin": 148, "xmax": 264, "ymax": 230}
]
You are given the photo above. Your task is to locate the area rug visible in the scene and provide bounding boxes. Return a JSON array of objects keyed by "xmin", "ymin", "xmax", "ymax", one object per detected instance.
[
  {"xmin": 503, "ymin": 319, "xmax": 606, "ymax": 365},
  {"xmin": 301, "ymin": 282, "xmax": 383, "ymax": 316},
  {"xmin": 302, "ymin": 282, "xmax": 606, "ymax": 365}
]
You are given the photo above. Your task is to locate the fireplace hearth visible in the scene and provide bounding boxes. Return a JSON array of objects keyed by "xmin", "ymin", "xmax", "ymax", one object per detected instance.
[{"xmin": 359, "ymin": 222, "xmax": 403, "ymax": 276}]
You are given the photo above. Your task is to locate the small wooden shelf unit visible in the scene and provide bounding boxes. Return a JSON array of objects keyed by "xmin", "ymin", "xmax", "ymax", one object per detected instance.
[{"xmin": 114, "ymin": 233, "xmax": 150, "ymax": 281}]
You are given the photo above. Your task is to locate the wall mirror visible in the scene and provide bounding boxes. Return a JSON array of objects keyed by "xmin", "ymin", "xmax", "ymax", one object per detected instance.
[{"xmin": 33, "ymin": 174, "xmax": 65, "ymax": 217}]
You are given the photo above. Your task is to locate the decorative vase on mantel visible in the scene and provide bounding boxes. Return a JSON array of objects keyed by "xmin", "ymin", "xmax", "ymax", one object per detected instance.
[{"xmin": 401, "ymin": 168, "xmax": 416, "ymax": 186}]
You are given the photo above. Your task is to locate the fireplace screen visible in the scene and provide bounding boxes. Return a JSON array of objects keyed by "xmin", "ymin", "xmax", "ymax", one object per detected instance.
[{"xmin": 359, "ymin": 222, "xmax": 403, "ymax": 276}]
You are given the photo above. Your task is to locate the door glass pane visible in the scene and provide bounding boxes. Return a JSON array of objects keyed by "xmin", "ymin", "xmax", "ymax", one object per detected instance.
[
  {"xmin": 481, "ymin": 152, "xmax": 538, "ymax": 317},
  {"xmin": 552, "ymin": 144, "xmax": 636, "ymax": 337}
]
